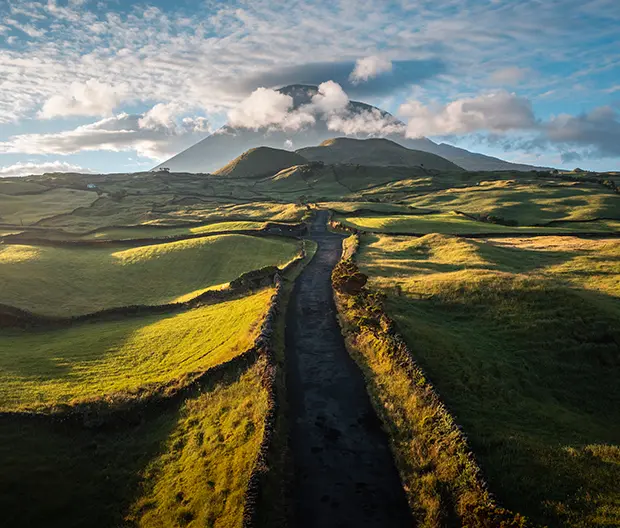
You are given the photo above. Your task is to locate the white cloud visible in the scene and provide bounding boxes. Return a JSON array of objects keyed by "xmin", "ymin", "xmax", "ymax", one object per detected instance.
[
  {"xmin": 311, "ymin": 81, "xmax": 350, "ymax": 114},
  {"xmin": 2, "ymin": 0, "xmax": 615, "ymax": 126},
  {"xmin": 488, "ymin": 67, "xmax": 530, "ymax": 85},
  {"xmin": 0, "ymin": 104, "xmax": 212, "ymax": 161},
  {"xmin": 39, "ymin": 79, "xmax": 124, "ymax": 118},
  {"xmin": 227, "ymin": 87, "xmax": 314, "ymax": 130},
  {"xmin": 0, "ymin": 160, "xmax": 92, "ymax": 178},
  {"xmin": 327, "ymin": 108, "xmax": 405, "ymax": 136},
  {"xmin": 349, "ymin": 56, "xmax": 393, "ymax": 84},
  {"xmin": 400, "ymin": 91, "xmax": 536, "ymax": 137},
  {"xmin": 227, "ymin": 80, "xmax": 400, "ymax": 136}
]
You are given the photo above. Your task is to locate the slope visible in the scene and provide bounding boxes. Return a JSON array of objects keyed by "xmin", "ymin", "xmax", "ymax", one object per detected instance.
[
  {"xmin": 154, "ymin": 85, "xmax": 543, "ymax": 173},
  {"xmin": 296, "ymin": 137, "xmax": 462, "ymax": 170},
  {"xmin": 213, "ymin": 146, "xmax": 308, "ymax": 178}
]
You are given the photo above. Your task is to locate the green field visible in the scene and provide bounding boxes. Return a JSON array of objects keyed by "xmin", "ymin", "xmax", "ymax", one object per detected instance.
[
  {"xmin": 407, "ymin": 180, "xmax": 620, "ymax": 224},
  {"xmin": 0, "ymin": 358, "xmax": 269, "ymax": 528},
  {"xmin": 82, "ymin": 221, "xmax": 267, "ymax": 240},
  {"xmin": 0, "ymin": 234, "xmax": 299, "ymax": 316},
  {"xmin": 0, "ymin": 188, "xmax": 98, "ymax": 225},
  {"xmin": 0, "ymin": 179, "xmax": 48, "ymax": 195},
  {"xmin": 0, "ymin": 288, "xmax": 273, "ymax": 412},
  {"xmin": 356, "ymin": 234, "xmax": 620, "ymax": 526},
  {"xmin": 335, "ymin": 211, "xmax": 620, "ymax": 234}
]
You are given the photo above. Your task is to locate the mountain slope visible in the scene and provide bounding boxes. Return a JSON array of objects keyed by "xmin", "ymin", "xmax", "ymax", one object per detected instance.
[
  {"xmin": 213, "ymin": 147, "xmax": 308, "ymax": 178},
  {"xmin": 296, "ymin": 137, "xmax": 462, "ymax": 171},
  {"xmin": 155, "ymin": 84, "xmax": 545, "ymax": 173}
]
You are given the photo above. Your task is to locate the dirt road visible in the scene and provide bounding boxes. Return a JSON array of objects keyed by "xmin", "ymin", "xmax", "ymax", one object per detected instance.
[{"xmin": 285, "ymin": 211, "xmax": 412, "ymax": 527}]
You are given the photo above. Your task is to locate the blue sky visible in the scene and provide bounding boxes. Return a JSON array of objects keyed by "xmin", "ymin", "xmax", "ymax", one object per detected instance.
[{"xmin": 0, "ymin": 0, "xmax": 619, "ymax": 176}]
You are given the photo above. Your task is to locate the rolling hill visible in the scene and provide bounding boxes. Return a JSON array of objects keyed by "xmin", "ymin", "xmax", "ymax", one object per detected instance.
[
  {"xmin": 296, "ymin": 137, "xmax": 462, "ymax": 170},
  {"xmin": 213, "ymin": 146, "xmax": 308, "ymax": 178},
  {"xmin": 155, "ymin": 84, "xmax": 545, "ymax": 173}
]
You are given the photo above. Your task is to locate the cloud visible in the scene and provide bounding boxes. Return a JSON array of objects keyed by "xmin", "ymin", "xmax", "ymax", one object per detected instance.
[
  {"xmin": 400, "ymin": 91, "xmax": 537, "ymax": 137},
  {"xmin": 227, "ymin": 80, "xmax": 403, "ymax": 136},
  {"xmin": 488, "ymin": 67, "xmax": 530, "ymax": 85},
  {"xmin": 227, "ymin": 87, "xmax": 315, "ymax": 130},
  {"xmin": 0, "ymin": 160, "xmax": 92, "ymax": 178},
  {"xmin": 238, "ymin": 59, "xmax": 446, "ymax": 99},
  {"xmin": 0, "ymin": 104, "xmax": 212, "ymax": 161},
  {"xmin": 560, "ymin": 151, "xmax": 582, "ymax": 164},
  {"xmin": 40, "ymin": 80, "xmax": 124, "ymax": 118},
  {"xmin": 349, "ymin": 56, "xmax": 393, "ymax": 84},
  {"xmin": 544, "ymin": 106, "xmax": 620, "ymax": 157},
  {"xmin": 326, "ymin": 108, "xmax": 405, "ymax": 136},
  {"xmin": 310, "ymin": 80, "xmax": 349, "ymax": 114}
]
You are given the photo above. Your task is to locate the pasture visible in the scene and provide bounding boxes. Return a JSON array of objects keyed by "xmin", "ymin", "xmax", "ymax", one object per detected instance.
[
  {"xmin": 0, "ymin": 188, "xmax": 97, "ymax": 225},
  {"xmin": 406, "ymin": 180, "xmax": 620, "ymax": 224},
  {"xmin": 0, "ymin": 288, "xmax": 273, "ymax": 411},
  {"xmin": 356, "ymin": 233, "xmax": 620, "ymax": 526},
  {"xmin": 0, "ymin": 358, "xmax": 270, "ymax": 528},
  {"xmin": 0, "ymin": 234, "xmax": 299, "ymax": 316}
]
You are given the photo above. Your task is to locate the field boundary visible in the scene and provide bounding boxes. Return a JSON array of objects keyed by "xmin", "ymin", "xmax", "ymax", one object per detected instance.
[
  {"xmin": 328, "ymin": 216, "xmax": 620, "ymax": 238},
  {"xmin": 0, "ymin": 273, "xmax": 292, "ymax": 421},
  {"xmin": 331, "ymin": 234, "xmax": 529, "ymax": 526},
  {"xmin": 0, "ymin": 247, "xmax": 306, "ymax": 327},
  {"xmin": 0, "ymin": 222, "xmax": 307, "ymax": 247}
]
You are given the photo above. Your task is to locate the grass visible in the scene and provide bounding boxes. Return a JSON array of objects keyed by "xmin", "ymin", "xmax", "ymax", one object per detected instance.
[
  {"xmin": 356, "ymin": 233, "xmax": 620, "ymax": 527},
  {"xmin": 0, "ymin": 179, "xmax": 48, "ymax": 195},
  {"xmin": 335, "ymin": 211, "xmax": 620, "ymax": 234},
  {"xmin": 406, "ymin": 180, "xmax": 620, "ymax": 224},
  {"xmin": 0, "ymin": 288, "xmax": 274, "ymax": 412},
  {"xmin": 0, "ymin": 187, "xmax": 97, "ymax": 225},
  {"xmin": 0, "ymin": 357, "xmax": 270, "ymax": 528},
  {"xmin": 0, "ymin": 234, "xmax": 299, "ymax": 316},
  {"xmin": 82, "ymin": 221, "xmax": 267, "ymax": 240},
  {"xmin": 127, "ymin": 358, "xmax": 270, "ymax": 528}
]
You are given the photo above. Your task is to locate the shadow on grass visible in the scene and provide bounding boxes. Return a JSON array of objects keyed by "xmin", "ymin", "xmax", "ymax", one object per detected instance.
[
  {"xmin": 0, "ymin": 359, "xmax": 251, "ymax": 528},
  {"xmin": 385, "ymin": 282, "xmax": 620, "ymax": 526}
]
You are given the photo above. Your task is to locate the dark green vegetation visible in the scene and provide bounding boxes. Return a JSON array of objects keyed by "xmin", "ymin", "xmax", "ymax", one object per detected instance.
[
  {"xmin": 355, "ymin": 234, "xmax": 620, "ymax": 527},
  {"xmin": 1, "ymin": 136, "xmax": 619, "ymax": 527},
  {"xmin": 213, "ymin": 147, "xmax": 308, "ymax": 178},
  {"xmin": 297, "ymin": 137, "xmax": 462, "ymax": 170}
]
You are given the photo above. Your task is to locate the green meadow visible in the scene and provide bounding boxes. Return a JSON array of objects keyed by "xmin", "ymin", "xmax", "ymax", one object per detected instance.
[
  {"xmin": 0, "ymin": 188, "xmax": 98, "ymax": 225},
  {"xmin": 406, "ymin": 180, "xmax": 620, "ymax": 224},
  {"xmin": 356, "ymin": 233, "xmax": 620, "ymax": 526},
  {"xmin": 0, "ymin": 358, "xmax": 270, "ymax": 528},
  {"xmin": 0, "ymin": 288, "xmax": 273, "ymax": 412},
  {"xmin": 0, "ymin": 234, "xmax": 299, "ymax": 316},
  {"xmin": 335, "ymin": 211, "xmax": 620, "ymax": 234}
]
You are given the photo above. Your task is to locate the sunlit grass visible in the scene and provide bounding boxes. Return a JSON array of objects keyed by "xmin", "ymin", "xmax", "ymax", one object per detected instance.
[
  {"xmin": 0, "ymin": 358, "xmax": 270, "ymax": 528},
  {"xmin": 0, "ymin": 234, "xmax": 299, "ymax": 316},
  {"xmin": 356, "ymin": 234, "xmax": 620, "ymax": 526},
  {"xmin": 406, "ymin": 180, "xmax": 620, "ymax": 224},
  {"xmin": 128, "ymin": 358, "xmax": 270, "ymax": 528},
  {"xmin": 0, "ymin": 288, "xmax": 273, "ymax": 411},
  {"xmin": 83, "ymin": 221, "xmax": 267, "ymax": 240},
  {"xmin": 336, "ymin": 212, "xmax": 620, "ymax": 234}
]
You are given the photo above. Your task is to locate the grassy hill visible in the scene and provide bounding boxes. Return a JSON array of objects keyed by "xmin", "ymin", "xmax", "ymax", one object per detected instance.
[
  {"xmin": 336, "ymin": 211, "xmax": 620, "ymax": 234},
  {"xmin": 0, "ymin": 357, "xmax": 270, "ymax": 528},
  {"xmin": 213, "ymin": 146, "xmax": 308, "ymax": 178},
  {"xmin": 0, "ymin": 234, "xmax": 299, "ymax": 316},
  {"xmin": 0, "ymin": 288, "xmax": 273, "ymax": 412},
  {"xmin": 0, "ymin": 188, "xmax": 97, "ymax": 225},
  {"xmin": 407, "ymin": 179, "xmax": 620, "ymax": 224},
  {"xmin": 356, "ymin": 233, "xmax": 620, "ymax": 526},
  {"xmin": 296, "ymin": 137, "xmax": 462, "ymax": 171}
]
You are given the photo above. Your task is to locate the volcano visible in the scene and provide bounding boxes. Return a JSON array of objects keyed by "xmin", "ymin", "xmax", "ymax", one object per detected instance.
[{"xmin": 155, "ymin": 85, "xmax": 542, "ymax": 173}]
